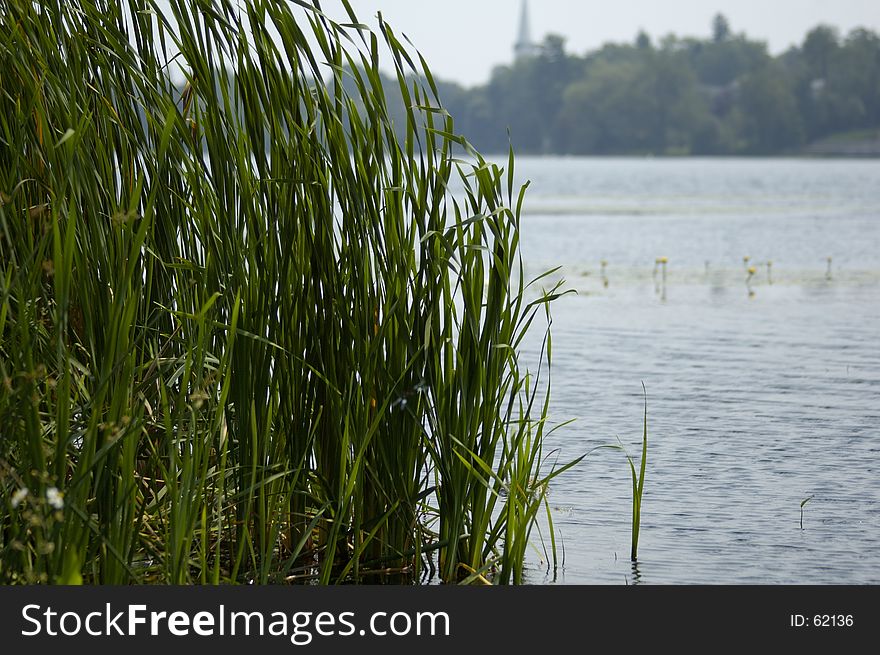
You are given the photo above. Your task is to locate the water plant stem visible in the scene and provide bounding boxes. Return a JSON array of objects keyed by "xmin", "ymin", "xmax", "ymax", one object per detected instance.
[
  {"xmin": 622, "ymin": 385, "xmax": 649, "ymax": 562},
  {"xmin": 800, "ymin": 496, "xmax": 814, "ymax": 530}
]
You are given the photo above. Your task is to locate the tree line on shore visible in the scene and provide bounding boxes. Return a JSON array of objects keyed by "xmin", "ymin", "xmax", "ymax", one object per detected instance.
[{"xmin": 418, "ymin": 16, "xmax": 880, "ymax": 156}]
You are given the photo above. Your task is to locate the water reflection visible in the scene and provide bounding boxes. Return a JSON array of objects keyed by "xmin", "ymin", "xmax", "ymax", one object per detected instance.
[
  {"xmin": 653, "ymin": 257, "xmax": 668, "ymax": 301},
  {"xmin": 629, "ymin": 560, "xmax": 643, "ymax": 586}
]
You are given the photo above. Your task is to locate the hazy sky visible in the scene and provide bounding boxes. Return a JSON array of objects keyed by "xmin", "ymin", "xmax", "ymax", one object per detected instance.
[{"xmin": 310, "ymin": 0, "xmax": 880, "ymax": 86}]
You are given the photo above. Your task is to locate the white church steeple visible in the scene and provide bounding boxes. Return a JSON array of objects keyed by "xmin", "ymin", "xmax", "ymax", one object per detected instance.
[{"xmin": 514, "ymin": 0, "xmax": 541, "ymax": 60}]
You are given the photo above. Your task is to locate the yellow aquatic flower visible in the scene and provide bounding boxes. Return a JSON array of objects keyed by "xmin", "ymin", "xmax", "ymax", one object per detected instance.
[{"xmin": 748, "ymin": 266, "xmax": 757, "ymax": 275}]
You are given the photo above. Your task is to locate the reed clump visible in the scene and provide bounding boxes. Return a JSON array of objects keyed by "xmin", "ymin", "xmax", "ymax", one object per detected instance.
[{"xmin": 0, "ymin": 0, "xmax": 567, "ymax": 584}]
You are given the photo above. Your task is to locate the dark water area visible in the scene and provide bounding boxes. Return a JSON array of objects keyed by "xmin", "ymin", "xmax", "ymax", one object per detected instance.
[{"xmin": 512, "ymin": 157, "xmax": 880, "ymax": 584}]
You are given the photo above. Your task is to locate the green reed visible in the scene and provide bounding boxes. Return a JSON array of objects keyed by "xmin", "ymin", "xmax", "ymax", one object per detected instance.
[
  {"xmin": 616, "ymin": 385, "xmax": 649, "ymax": 562},
  {"xmin": 0, "ymin": 0, "xmax": 566, "ymax": 584}
]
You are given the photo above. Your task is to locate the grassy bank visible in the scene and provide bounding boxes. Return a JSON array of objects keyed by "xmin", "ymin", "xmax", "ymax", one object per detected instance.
[{"xmin": 0, "ymin": 0, "xmax": 569, "ymax": 584}]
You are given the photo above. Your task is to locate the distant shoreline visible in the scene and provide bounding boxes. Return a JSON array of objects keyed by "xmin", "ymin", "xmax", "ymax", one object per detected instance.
[
  {"xmin": 479, "ymin": 130, "xmax": 880, "ymax": 158},
  {"xmin": 801, "ymin": 132, "xmax": 880, "ymax": 157},
  {"xmin": 486, "ymin": 153, "xmax": 880, "ymax": 159},
  {"xmin": 485, "ymin": 144, "xmax": 880, "ymax": 159}
]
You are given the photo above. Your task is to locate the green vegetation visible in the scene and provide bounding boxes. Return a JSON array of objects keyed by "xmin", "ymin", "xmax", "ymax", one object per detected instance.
[
  {"xmin": 425, "ymin": 15, "xmax": 880, "ymax": 155},
  {"xmin": 620, "ymin": 386, "xmax": 649, "ymax": 562},
  {"xmin": 0, "ymin": 0, "xmax": 569, "ymax": 584},
  {"xmin": 594, "ymin": 387, "xmax": 649, "ymax": 562},
  {"xmin": 800, "ymin": 496, "xmax": 814, "ymax": 530}
]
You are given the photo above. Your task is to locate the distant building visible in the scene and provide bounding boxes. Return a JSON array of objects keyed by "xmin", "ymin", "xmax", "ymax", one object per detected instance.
[{"xmin": 514, "ymin": 0, "xmax": 542, "ymax": 60}]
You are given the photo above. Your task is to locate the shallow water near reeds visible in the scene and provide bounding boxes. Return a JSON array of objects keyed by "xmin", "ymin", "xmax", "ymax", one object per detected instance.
[{"xmin": 512, "ymin": 157, "xmax": 880, "ymax": 584}]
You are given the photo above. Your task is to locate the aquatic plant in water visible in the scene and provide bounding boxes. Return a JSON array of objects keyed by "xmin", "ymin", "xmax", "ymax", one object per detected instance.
[
  {"xmin": 627, "ymin": 387, "xmax": 649, "ymax": 561},
  {"xmin": 610, "ymin": 385, "xmax": 649, "ymax": 562},
  {"xmin": 0, "ymin": 0, "xmax": 568, "ymax": 584},
  {"xmin": 746, "ymin": 266, "xmax": 757, "ymax": 297},
  {"xmin": 800, "ymin": 496, "xmax": 814, "ymax": 530}
]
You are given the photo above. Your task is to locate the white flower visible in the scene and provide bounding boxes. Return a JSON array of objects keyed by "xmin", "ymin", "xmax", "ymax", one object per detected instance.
[
  {"xmin": 11, "ymin": 487, "xmax": 28, "ymax": 508},
  {"xmin": 46, "ymin": 487, "xmax": 64, "ymax": 510}
]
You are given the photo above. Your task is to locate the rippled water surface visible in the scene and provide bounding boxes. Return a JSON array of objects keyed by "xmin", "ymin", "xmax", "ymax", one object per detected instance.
[{"xmin": 512, "ymin": 158, "xmax": 880, "ymax": 584}]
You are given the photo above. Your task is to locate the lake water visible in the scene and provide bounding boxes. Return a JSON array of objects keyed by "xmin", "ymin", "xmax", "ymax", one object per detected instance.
[{"xmin": 512, "ymin": 158, "xmax": 880, "ymax": 584}]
